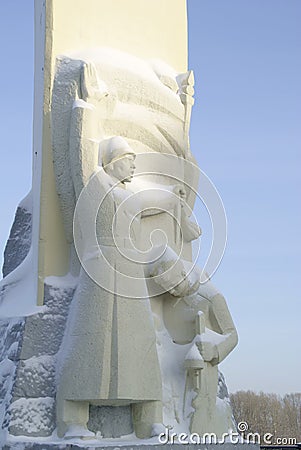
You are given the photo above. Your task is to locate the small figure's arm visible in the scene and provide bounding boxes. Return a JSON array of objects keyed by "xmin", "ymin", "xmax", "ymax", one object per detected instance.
[
  {"xmin": 195, "ymin": 292, "xmax": 238, "ymax": 365},
  {"xmin": 208, "ymin": 293, "xmax": 238, "ymax": 363}
]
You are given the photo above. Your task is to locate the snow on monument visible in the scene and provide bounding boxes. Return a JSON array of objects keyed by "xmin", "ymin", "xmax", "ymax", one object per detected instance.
[{"xmin": 0, "ymin": 0, "xmax": 238, "ymax": 446}]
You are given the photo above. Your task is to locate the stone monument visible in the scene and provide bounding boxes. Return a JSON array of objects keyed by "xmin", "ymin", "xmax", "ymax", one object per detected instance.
[{"xmin": 0, "ymin": 1, "xmax": 240, "ymax": 448}]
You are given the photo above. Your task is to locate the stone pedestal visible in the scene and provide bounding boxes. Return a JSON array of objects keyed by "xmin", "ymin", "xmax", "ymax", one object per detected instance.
[{"xmin": 3, "ymin": 443, "xmax": 260, "ymax": 450}]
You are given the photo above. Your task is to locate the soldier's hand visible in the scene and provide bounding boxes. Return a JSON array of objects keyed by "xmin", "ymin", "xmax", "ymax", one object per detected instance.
[
  {"xmin": 196, "ymin": 340, "xmax": 218, "ymax": 362},
  {"xmin": 80, "ymin": 62, "xmax": 109, "ymax": 102}
]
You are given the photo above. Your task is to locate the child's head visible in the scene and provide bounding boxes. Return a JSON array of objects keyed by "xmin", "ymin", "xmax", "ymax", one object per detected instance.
[{"xmin": 151, "ymin": 258, "xmax": 200, "ymax": 297}]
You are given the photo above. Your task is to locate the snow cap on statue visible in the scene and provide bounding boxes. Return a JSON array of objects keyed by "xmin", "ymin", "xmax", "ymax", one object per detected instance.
[{"xmin": 99, "ymin": 136, "xmax": 135, "ymax": 167}]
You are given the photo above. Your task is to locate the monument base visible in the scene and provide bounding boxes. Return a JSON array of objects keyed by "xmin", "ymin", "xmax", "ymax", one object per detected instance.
[{"xmin": 3, "ymin": 442, "xmax": 260, "ymax": 450}]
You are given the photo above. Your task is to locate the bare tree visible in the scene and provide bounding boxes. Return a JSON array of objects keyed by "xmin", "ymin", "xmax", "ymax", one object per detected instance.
[{"xmin": 230, "ymin": 390, "xmax": 301, "ymax": 443}]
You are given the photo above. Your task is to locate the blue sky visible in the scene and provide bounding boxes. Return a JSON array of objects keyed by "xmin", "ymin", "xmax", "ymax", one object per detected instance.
[{"xmin": 0, "ymin": 1, "xmax": 300, "ymax": 395}]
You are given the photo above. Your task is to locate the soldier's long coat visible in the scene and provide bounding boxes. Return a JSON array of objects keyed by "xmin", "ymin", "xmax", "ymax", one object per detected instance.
[{"xmin": 58, "ymin": 172, "xmax": 162, "ymax": 403}]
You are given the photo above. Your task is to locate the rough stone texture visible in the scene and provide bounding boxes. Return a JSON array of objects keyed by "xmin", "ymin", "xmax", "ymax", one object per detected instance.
[
  {"xmin": 0, "ymin": 318, "xmax": 25, "ymax": 433},
  {"xmin": 0, "ymin": 319, "xmax": 25, "ymax": 362},
  {"xmin": 3, "ymin": 443, "xmax": 261, "ymax": 450},
  {"xmin": 216, "ymin": 371, "xmax": 237, "ymax": 433},
  {"xmin": 88, "ymin": 405, "xmax": 133, "ymax": 438},
  {"xmin": 3, "ymin": 446, "xmax": 69, "ymax": 450},
  {"xmin": 217, "ymin": 370, "xmax": 230, "ymax": 400},
  {"xmin": 13, "ymin": 356, "xmax": 56, "ymax": 398},
  {"xmin": 20, "ymin": 313, "xmax": 67, "ymax": 360},
  {"xmin": 2, "ymin": 206, "xmax": 32, "ymax": 278},
  {"xmin": 9, "ymin": 397, "xmax": 55, "ymax": 437},
  {"xmin": 0, "ymin": 195, "xmax": 77, "ymax": 440},
  {"xmin": 43, "ymin": 285, "xmax": 75, "ymax": 316},
  {"xmin": 7, "ymin": 284, "xmax": 75, "ymax": 438}
]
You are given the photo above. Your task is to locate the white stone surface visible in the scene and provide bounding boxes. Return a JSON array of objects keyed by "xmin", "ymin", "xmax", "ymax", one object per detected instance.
[
  {"xmin": 50, "ymin": 51, "xmax": 238, "ymax": 440},
  {"xmin": 0, "ymin": 1, "xmax": 238, "ymax": 444}
]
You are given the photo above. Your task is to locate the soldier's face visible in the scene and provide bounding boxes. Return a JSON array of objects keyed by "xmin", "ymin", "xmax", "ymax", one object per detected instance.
[{"xmin": 111, "ymin": 155, "xmax": 136, "ymax": 183}]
